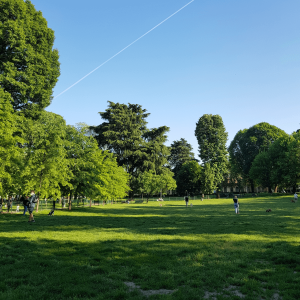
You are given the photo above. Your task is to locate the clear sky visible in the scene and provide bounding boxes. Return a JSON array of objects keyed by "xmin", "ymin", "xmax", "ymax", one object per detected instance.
[{"xmin": 33, "ymin": 0, "xmax": 300, "ymax": 157}]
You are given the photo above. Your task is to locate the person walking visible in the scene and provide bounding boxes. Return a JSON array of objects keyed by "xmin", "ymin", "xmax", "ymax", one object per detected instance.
[
  {"xmin": 21, "ymin": 195, "xmax": 28, "ymax": 216},
  {"xmin": 7, "ymin": 196, "xmax": 12, "ymax": 213},
  {"xmin": 28, "ymin": 190, "xmax": 37, "ymax": 223},
  {"xmin": 233, "ymin": 195, "xmax": 239, "ymax": 214},
  {"xmin": 294, "ymin": 193, "xmax": 298, "ymax": 202}
]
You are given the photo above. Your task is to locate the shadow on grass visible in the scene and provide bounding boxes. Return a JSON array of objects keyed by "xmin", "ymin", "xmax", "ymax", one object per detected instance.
[{"xmin": 1, "ymin": 234, "xmax": 300, "ymax": 300}]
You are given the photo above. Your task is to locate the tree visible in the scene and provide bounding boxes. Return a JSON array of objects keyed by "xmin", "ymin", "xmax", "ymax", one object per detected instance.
[
  {"xmin": 249, "ymin": 151, "xmax": 274, "ymax": 193},
  {"xmin": 168, "ymin": 138, "xmax": 195, "ymax": 177},
  {"xmin": 16, "ymin": 111, "xmax": 70, "ymax": 204},
  {"xmin": 139, "ymin": 168, "xmax": 176, "ymax": 201},
  {"xmin": 0, "ymin": 0, "xmax": 60, "ymax": 112},
  {"xmin": 201, "ymin": 163, "xmax": 216, "ymax": 195},
  {"xmin": 176, "ymin": 161, "xmax": 202, "ymax": 196},
  {"xmin": 156, "ymin": 168, "xmax": 177, "ymax": 197},
  {"xmin": 195, "ymin": 114, "xmax": 228, "ymax": 196},
  {"xmin": 142, "ymin": 126, "xmax": 170, "ymax": 175},
  {"xmin": 92, "ymin": 101, "xmax": 171, "ymax": 196},
  {"xmin": 0, "ymin": 88, "xmax": 22, "ymax": 195},
  {"xmin": 268, "ymin": 133, "xmax": 300, "ymax": 193},
  {"xmin": 62, "ymin": 124, "xmax": 129, "ymax": 209},
  {"xmin": 229, "ymin": 122, "xmax": 287, "ymax": 192}
]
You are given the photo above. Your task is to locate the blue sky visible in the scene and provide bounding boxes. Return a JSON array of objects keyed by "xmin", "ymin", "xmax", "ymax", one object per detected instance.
[{"xmin": 33, "ymin": 0, "xmax": 300, "ymax": 157}]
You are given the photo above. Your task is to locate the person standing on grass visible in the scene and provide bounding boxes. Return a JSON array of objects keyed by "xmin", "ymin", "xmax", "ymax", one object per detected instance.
[
  {"xmin": 294, "ymin": 193, "xmax": 298, "ymax": 202},
  {"xmin": 7, "ymin": 196, "xmax": 12, "ymax": 213},
  {"xmin": 21, "ymin": 195, "xmax": 28, "ymax": 216},
  {"xmin": 233, "ymin": 195, "xmax": 239, "ymax": 214},
  {"xmin": 184, "ymin": 195, "xmax": 189, "ymax": 207},
  {"xmin": 28, "ymin": 190, "xmax": 37, "ymax": 223}
]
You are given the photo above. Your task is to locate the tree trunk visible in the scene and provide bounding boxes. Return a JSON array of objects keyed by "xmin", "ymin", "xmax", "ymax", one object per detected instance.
[
  {"xmin": 268, "ymin": 186, "xmax": 271, "ymax": 193},
  {"xmin": 292, "ymin": 185, "xmax": 297, "ymax": 194},
  {"xmin": 250, "ymin": 179, "xmax": 255, "ymax": 193},
  {"xmin": 68, "ymin": 192, "xmax": 72, "ymax": 211},
  {"xmin": 274, "ymin": 186, "xmax": 278, "ymax": 193}
]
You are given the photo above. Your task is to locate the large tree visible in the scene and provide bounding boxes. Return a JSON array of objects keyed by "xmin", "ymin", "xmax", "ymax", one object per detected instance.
[
  {"xmin": 176, "ymin": 161, "xmax": 202, "ymax": 196},
  {"xmin": 229, "ymin": 122, "xmax": 287, "ymax": 192},
  {"xmin": 142, "ymin": 126, "xmax": 170, "ymax": 174},
  {"xmin": 92, "ymin": 101, "xmax": 172, "ymax": 196},
  {"xmin": 195, "ymin": 114, "xmax": 228, "ymax": 196},
  {"xmin": 15, "ymin": 111, "xmax": 70, "ymax": 203},
  {"xmin": 0, "ymin": 88, "xmax": 22, "ymax": 195},
  {"xmin": 62, "ymin": 124, "xmax": 129, "ymax": 209},
  {"xmin": 168, "ymin": 138, "xmax": 195, "ymax": 177},
  {"xmin": 0, "ymin": 0, "xmax": 60, "ymax": 112},
  {"xmin": 269, "ymin": 133, "xmax": 300, "ymax": 193}
]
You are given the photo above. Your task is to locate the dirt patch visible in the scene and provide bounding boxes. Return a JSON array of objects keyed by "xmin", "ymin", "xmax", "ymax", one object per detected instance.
[
  {"xmin": 223, "ymin": 285, "xmax": 245, "ymax": 298},
  {"xmin": 124, "ymin": 281, "xmax": 177, "ymax": 297},
  {"xmin": 204, "ymin": 285, "xmax": 245, "ymax": 299},
  {"xmin": 255, "ymin": 259, "xmax": 270, "ymax": 264}
]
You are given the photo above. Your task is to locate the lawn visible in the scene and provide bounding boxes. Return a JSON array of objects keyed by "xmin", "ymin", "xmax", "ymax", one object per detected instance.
[{"xmin": 1, "ymin": 196, "xmax": 300, "ymax": 300}]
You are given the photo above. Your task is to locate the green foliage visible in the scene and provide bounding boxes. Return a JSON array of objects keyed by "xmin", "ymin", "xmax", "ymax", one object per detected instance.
[
  {"xmin": 0, "ymin": 88, "xmax": 22, "ymax": 194},
  {"xmin": 16, "ymin": 111, "xmax": 70, "ymax": 198},
  {"xmin": 195, "ymin": 114, "xmax": 228, "ymax": 193},
  {"xmin": 93, "ymin": 101, "xmax": 171, "ymax": 195},
  {"xmin": 139, "ymin": 168, "xmax": 176, "ymax": 198},
  {"xmin": 142, "ymin": 126, "xmax": 170, "ymax": 175},
  {"xmin": 229, "ymin": 122, "xmax": 287, "ymax": 191},
  {"xmin": 249, "ymin": 151, "xmax": 274, "ymax": 192},
  {"xmin": 176, "ymin": 161, "xmax": 202, "ymax": 196},
  {"xmin": 266, "ymin": 133, "xmax": 300, "ymax": 193},
  {"xmin": 0, "ymin": 0, "xmax": 60, "ymax": 111},
  {"xmin": 201, "ymin": 162, "xmax": 216, "ymax": 194},
  {"xmin": 169, "ymin": 138, "xmax": 195, "ymax": 177},
  {"xmin": 63, "ymin": 123, "xmax": 129, "ymax": 201}
]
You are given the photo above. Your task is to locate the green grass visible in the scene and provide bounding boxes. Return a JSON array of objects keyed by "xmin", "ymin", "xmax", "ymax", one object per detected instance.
[{"xmin": 1, "ymin": 196, "xmax": 300, "ymax": 300}]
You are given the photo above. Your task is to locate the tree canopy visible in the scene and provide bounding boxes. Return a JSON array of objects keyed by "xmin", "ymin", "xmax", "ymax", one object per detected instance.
[
  {"xmin": 0, "ymin": 0, "xmax": 60, "ymax": 112},
  {"xmin": 168, "ymin": 138, "xmax": 195, "ymax": 177},
  {"xmin": 229, "ymin": 122, "xmax": 287, "ymax": 192},
  {"xmin": 176, "ymin": 161, "xmax": 202, "ymax": 196},
  {"xmin": 92, "ymin": 101, "xmax": 172, "ymax": 196},
  {"xmin": 195, "ymin": 114, "xmax": 228, "ymax": 195}
]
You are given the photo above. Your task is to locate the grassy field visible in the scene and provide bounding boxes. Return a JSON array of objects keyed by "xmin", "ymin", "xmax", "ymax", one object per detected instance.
[{"xmin": 1, "ymin": 196, "xmax": 300, "ymax": 300}]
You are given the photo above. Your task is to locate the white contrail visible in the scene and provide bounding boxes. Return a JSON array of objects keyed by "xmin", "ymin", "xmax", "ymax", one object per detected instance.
[{"xmin": 54, "ymin": 0, "xmax": 195, "ymax": 99}]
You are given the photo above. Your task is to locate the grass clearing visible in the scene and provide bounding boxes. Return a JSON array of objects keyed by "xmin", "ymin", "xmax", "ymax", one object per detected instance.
[{"xmin": 1, "ymin": 196, "xmax": 300, "ymax": 299}]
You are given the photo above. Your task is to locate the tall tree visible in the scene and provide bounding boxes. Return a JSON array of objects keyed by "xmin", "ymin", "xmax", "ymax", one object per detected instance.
[
  {"xmin": 249, "ymin": 151, "xmax": 274, "ymax": 193},
  {"xmin": 0, "ymin": 88, "xmax": 22, "ymax": 195},
  {"xmin": 201, "ymin": 163, "xmax": 216, "ymax": 195},
  {"xmin": 0, "ymin": 0, "xmax": 60, "ymax": 112},
  {"xmin": 92, "ymin": 101, "xmax": 172, "ymax": 196},
  {"xmin": 16, "ymin": 111, "xmax": 70, "ymax": 202},
  {"xmin": 195, "ymin": 114, "xmax": 228, "ymax": 196},
  {"xmin": 229, "ymin": 122, "xmax": 287, "ymax": 192},
  {"xmin": 142, "ymin": 126, "xmax": 170, "ymax": 174},
  {"xmin": 168, "ymin": 138, "xmax": 195, "ymax": 177},
  {"xmin": 62, "ymin": 124, "xmax": 129, "ymax": 208},
  {"xmin": 176, "ymin": 161, "xmax": 202, "ymax": 196},
  {"xmin": 268, "ymin": 133, "xmax": 300, "ymax": 193}
]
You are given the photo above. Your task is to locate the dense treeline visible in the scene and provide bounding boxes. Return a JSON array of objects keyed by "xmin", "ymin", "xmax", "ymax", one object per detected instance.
[
  {"xmin": 0, "ymin": 0, "xmax": 130, "ymax": 204},
  {"xmin": 1, "ymin": 0, "xmax": 299, "ymax": 205}
]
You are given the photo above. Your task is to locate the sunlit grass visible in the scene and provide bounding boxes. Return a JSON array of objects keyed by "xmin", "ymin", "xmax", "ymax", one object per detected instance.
[{"xmin": 1, "ymin": 196, "xmax": 300, "ymax": 299}]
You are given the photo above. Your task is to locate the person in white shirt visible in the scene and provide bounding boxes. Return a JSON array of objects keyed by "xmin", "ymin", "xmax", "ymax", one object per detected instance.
[{"xmin": 294, "ymin": 193, "xmax": 298, "ymax": 202}]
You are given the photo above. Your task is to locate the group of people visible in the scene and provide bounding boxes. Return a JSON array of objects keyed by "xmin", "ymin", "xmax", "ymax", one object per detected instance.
[{"xmin": 0, "ymin": 190, "xmax": 38, "ymax": 223}]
